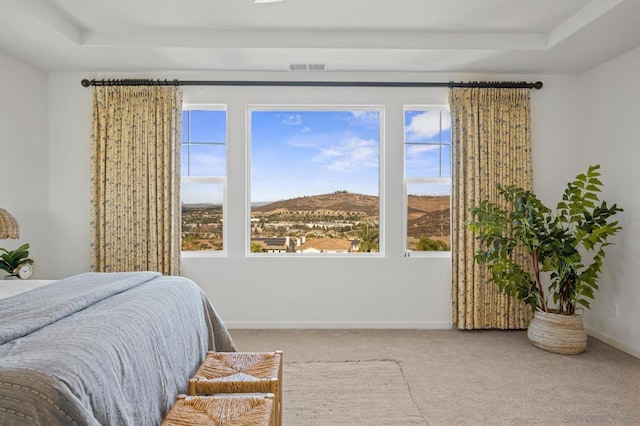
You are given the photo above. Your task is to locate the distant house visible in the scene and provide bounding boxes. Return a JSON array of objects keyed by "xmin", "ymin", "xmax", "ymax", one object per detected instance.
[
  {"xmin": 296, "ymin": 237, "xmax": 353, "ymax": 253},
  {"xmin": 251, "ymin": 237, "xmax": 295, "ymax": 253}
]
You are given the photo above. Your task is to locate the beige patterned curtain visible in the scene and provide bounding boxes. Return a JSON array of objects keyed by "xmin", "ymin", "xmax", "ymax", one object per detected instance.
[
  {"xmin": 91, "ymin": 86, "xmax": 182, "ymax": 275},
  {"xmin": 450, "ymin": 87, "xmax": 533, "ymax": 329}
]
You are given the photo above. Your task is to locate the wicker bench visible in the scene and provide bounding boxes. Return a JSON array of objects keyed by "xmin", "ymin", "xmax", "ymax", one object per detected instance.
[
  {"xmin": 188, "ymin": 351, "xmax": 283, "ymax": 426},
  {"xmin": 162, "ymin": 394, "xmax": 275, "ymax": 426}
]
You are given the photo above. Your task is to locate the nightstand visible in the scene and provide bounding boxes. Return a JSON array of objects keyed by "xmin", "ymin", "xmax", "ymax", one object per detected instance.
[{"xmin": 0, "ymin": 279, "xmax": 56, "ymax": 299}]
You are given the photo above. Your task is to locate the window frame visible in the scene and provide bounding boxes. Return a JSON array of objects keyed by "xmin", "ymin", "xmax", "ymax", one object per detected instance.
[
  {"xmin": 403, "ymin": 104, "xmax": 452, "ymax": 258},
  {"xmin": 245, "ymin": 104, "xmax": 385, "ymax": 257},
  {"xmin": 180, "ymin": 104, "xmax": 228, "ymax": 257}
]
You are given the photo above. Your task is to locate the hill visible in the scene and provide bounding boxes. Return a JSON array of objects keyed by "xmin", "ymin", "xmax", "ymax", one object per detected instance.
[
  {"xmin": 407, "ymin": 194, "xmax": 450, "ymax": 238},
  {"xmin": 252, "ymin": 191, "xmax": 449, "ymax": 232},
  {"xmin": 252, "ymin": 191, "xmax": 379, "ymax": 217}
]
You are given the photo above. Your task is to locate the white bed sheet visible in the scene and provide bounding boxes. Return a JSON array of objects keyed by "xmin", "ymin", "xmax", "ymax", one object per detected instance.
[{"xmin": 0, "ymin": 280, "xmax": 56, "ymax": 299}]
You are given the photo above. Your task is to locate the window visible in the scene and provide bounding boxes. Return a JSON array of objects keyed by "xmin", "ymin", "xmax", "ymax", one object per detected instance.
[
  {"xmin": 248, "ymin": 106, "xmax": 382, "ymax": 255},
  {"xmin": 181, "ymin": 106, "xmax": 227, "ymax": 252},
  {"xmin": 404, "ymin": 107, "xmax": 451, "ymax": 253}
]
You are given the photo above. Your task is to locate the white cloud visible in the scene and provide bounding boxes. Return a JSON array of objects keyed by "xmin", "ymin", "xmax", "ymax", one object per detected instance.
[
  {"xmin": 406, "ymin": 111, "xmax": 450, "ymax": 141},
  {"xmin": 302, "ymin": 126, "xmax": 311, "ymax": 133},
  {"xmin": 350, "ymin": 110, "xmax": 379, "ymax": 123},
  {"xmin": 320, "ymin": 147, "xmax": 342, "ymax": 157},
  {"xmin": 404, "ymin": 143, "xmax": 441, "ymax": 174},
  {"xmin": 407, "ymin": 144, "xmax": 439, "ymax": 155},
  {"xmin": 315, "ymin": 137, "xmax": 378, "ymax": 172},
  {"xmin": 281, "ymin": 114, "xmax": 302, "ymax": 125}
]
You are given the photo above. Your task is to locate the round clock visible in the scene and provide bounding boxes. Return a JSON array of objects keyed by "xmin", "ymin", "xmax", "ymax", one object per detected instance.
[{"xmin": 15, "ymin": 263, "xmax": 34, "ymax": 280}]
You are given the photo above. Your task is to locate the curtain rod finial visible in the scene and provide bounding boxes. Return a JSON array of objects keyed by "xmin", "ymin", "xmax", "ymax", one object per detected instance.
[
  {"xmin": 533, "ymin": 81, "xmax": 543, "ymax": 89},
  {"xmin": 81, "ymin": 79, "xmax": 91, "ymax": 87}
]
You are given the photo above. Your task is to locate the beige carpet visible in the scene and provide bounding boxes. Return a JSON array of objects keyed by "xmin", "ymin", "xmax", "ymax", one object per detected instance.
[
  {"xmin": 229, "ymin": 329, "xmax": 640, "ymax": 426},
  {"xmin": 284, "ymin": 359, "xmax": 425, "ymax": 425}
]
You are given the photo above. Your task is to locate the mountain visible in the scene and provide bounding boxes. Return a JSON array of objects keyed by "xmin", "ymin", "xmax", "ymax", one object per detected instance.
[
  {"xmin": 182, "ymin": 203, "xmax": 221, "ymax": 209},
  {"xmin": 252, "ymin": 191, "xmax": 449, "ymax": 220},
  {"xmin": 252, "ymin": 191, "xmax": 379, "ymax": 217}
]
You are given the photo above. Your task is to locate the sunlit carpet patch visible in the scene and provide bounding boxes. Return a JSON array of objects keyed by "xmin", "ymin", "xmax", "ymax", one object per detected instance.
[{"xmin": 284, "ymin": 359, "xmax": 426, "ymax": 425}]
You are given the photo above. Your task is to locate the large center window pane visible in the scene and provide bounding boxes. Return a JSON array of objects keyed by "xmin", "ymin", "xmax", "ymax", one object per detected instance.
[{"xmin": 249, "ymin": 108, "xmax": 381, "ymax": 254}]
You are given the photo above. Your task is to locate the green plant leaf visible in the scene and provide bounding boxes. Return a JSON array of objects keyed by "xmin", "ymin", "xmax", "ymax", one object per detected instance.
[
  {"xmin": 466, "ymin": 164, "xmax": 622, "ymax": 315},
  {"xmin": 0, "ymin": 243, "xmax": 34, "ymax": 272}
]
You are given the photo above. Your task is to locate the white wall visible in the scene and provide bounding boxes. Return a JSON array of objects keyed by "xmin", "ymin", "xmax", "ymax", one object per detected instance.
[
  {"xmin": 1, "ymin": 43, "xmax": 635, "ymax": 353},
  {"xmin": 46, "ymin": 71, "xmax": 579, "ymax": 331},
  {"xmin": 0, "ymin": 49, "xmax": 49, "ymax": 277},
  {"xmin": 47, "ymin": 73, "xmax": 92, "ymax": 279},
  {"xmin": 577, "ymin": 46, "xmax": 640, "ymax": 357}
]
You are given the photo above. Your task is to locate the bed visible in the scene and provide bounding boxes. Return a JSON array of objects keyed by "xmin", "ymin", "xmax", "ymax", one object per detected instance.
[{"xmin": 0, "ymin": 271, "xmax": 236, "ymax": 425}]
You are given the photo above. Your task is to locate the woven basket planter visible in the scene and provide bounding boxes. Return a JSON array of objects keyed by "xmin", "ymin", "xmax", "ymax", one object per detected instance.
[{"xmin": 527, "ymin": 310, "xmax": 587, "ymax": 355}]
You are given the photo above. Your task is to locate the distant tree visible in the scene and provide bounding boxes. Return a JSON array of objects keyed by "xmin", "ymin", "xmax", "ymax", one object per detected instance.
[
  {"xmin": 416, "ymin": 236, "xmax": 449, "ymax": 251},
  {"xmin": 357, "ymin": 223, "xmax": 379, "ymax": 252},
  {"xmin": 250, "ymin": 242, "xmax": 264, "ymax": 253}
]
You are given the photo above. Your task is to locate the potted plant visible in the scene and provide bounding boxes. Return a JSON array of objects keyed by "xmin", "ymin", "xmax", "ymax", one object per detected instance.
[
  {"xmin": 0, "ymin": 243, "xmax": 34, "ymax": 280},
  {"xmin": 466, "ymin": 165, "xmax": 623, "ymax": 354}
]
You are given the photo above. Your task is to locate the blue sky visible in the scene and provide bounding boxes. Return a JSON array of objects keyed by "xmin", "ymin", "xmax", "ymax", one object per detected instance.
[
  {"xmin": 181, "ymin": 110, "xmax": 226, "ymax": 177},
  {"xmin": 181, "ymin": 108, "xmax": 451, "ymax": 204},
  {"xmin": 251, "ymin": 110, "xmax": 380, "ymax": 202},
  {"xmin": 404, "ymin": 110, "xmax": 451, "ymax": 179}
]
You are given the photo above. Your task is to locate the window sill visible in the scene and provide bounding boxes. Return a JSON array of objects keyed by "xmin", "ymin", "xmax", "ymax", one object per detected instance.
[
  {"xmin": 181, "ymin": 251, "xmax": 226, "ymax": 258},
  {"xmin": 404, "ymin": 251, "xmax": 451, "ymax": 259}
]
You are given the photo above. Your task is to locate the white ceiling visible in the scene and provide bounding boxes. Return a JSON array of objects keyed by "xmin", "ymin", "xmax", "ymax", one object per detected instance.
[{"xmin": 1, "ymin": 0, "xmax": 639, "ymax": 74}]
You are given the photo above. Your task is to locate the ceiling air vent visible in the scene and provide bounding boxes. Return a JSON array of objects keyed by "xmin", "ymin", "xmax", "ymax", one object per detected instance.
[{"xmin": 289, "ymin": 63, "xmax": 326, "ymax": 71}]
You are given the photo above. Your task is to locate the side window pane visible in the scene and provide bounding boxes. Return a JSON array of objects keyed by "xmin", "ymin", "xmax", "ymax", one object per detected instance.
[
  {"xmin": 250, "ymin": 108, "xmax": 381, "ymax": 255},
  {"xmin": 405, "ymin": 110, "xmax": 442, "ymax": 143},
  {"xmin": 405, "ymin": 145, "xmax": 441, "ymax": 178},
  {"xmin": 190, "ymin": 110, "xmax": 226, "ymax": 142},
  {"xmin": 441, "ymin": 145, "xmax": 451, "ymax": 178},
  {"xmin": 181, "ymin": 145, "xmax": 189, "ymax": 176},
  {"xmin": 189, "ymin": 145, "xmax": 226, "ymax": 177},
  {"xmin": 406, "ymin": 183, "xmax": 450, "ymax": 251},
  {"xmin": 181, "ymin": 107, "xmax": 226, "ymax": 252},
  {"xmin": 405, "ymin": 108, "xmax": 451, "ymax": 252},
  {"xmin": 181, "ymin": 182, "xmax": 224, "ymax": 251},
  {"xmin": 182, "ymin": 111, "xmax": 189, "ymax": 141},
  {"xmin": 441, "ymin": 111, "xmax": 452, "ymax": 143}
]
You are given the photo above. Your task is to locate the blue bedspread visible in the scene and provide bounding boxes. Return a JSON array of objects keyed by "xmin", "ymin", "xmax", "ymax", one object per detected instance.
[{"xmin": 0, "ymin": 272, "xmax": 236, "ymax": 425}]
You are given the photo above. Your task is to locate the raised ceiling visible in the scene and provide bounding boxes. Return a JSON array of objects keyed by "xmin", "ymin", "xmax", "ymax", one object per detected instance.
[{"xmin": 1, "ymin": 0, "xmax": 639, "ymax": 74}]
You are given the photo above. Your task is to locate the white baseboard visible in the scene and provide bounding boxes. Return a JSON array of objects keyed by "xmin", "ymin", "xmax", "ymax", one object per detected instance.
[
  {"xmin": 225, "ymin": 320, "xmax": 452, "ymax": 330},
  {"xmin": 585, "ymin": 327, "xmax": 640, "ymax": 359}
]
